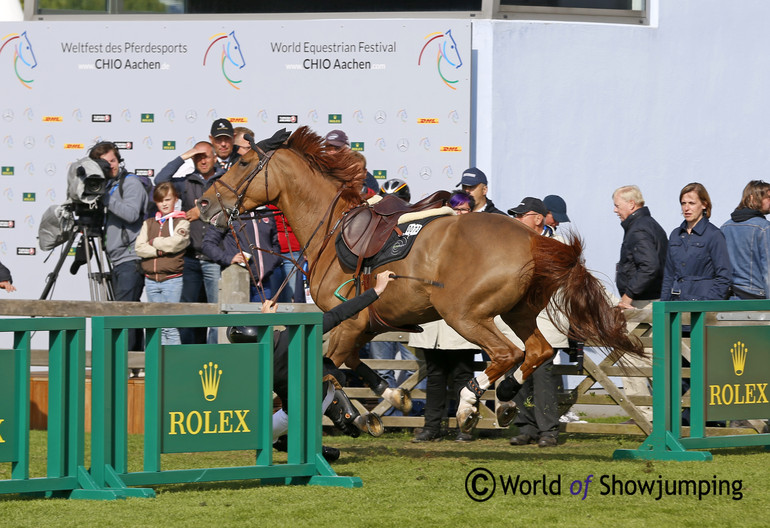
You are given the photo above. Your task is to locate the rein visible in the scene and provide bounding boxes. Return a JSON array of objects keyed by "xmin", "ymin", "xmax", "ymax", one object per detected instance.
[
  {"xmin": 211, "ymin": 146, "xmax": 274, "ymax": 225},
  {"xmin": 210, "ymin": 141, "xmax": 355, "ymax": 304}
]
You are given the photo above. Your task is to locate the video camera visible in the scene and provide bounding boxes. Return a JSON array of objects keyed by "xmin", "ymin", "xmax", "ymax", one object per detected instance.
[
  {"xmin": 66, "ymin": 156, "xmax": 111, "ymax": 206},
  {"xmin": 38, "ymin": 157, "xmax": 111, "ymax": 252}
]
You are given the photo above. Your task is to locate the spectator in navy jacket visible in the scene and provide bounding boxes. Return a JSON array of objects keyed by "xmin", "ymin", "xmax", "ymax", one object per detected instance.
[
  {"xmin": 660, "ymin": 182, "xmax": 732, "ymax": 301},
  {"xmin": 202, "ymin": 212, "xmax": 282, "ymax": 302}
]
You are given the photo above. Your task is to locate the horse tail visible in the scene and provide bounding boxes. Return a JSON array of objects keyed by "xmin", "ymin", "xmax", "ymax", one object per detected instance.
[{"xmin": 527, "ymin": 233, "xmax": 644, "ymax": 358}]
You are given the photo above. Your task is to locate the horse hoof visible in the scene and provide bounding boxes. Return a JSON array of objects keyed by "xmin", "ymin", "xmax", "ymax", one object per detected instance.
[
  {"xmin": 354, "ymin": 413, "xmax": 384, "ymax": 437},
  {"xmin": 383, "ymin": 387, "xmax": 413, "ymax": 414},
  {"xmin": 496, "ymin": 401, "xmax": 519, "ymax": 428},
  {"xmin": 365, "ymin": 413, "xmax": 385, "ymax": 437},
  {"xmin": 457, "ymin": 406, "xmax": 480, "ymax": 434}
]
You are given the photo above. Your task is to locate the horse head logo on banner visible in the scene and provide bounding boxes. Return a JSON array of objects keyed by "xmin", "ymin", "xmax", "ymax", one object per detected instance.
[
  {"xmin": 418, "ymin": 29, "xmax": 463, "ymax": 91},
  {"xmin": 203, "ymin": 30, "xmax": 246, "ymax": 90},
  {"xmin": 0, "ymin": 31, "xmax": 38, "ymax": 89}
]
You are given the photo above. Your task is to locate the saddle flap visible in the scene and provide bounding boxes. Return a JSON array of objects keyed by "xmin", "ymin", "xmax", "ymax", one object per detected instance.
[
  {"xmin": 341, "ymin": 190, "xmax": 452, "ymax": 260},
  {"xmin": 341, "ymin": 207, "xmax": 378, "ymax": 257}
]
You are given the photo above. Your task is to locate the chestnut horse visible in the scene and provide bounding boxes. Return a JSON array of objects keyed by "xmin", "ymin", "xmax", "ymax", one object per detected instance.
[{"xmin": 198, "ymin": 126, "xmax": 643, "ymax": 432}]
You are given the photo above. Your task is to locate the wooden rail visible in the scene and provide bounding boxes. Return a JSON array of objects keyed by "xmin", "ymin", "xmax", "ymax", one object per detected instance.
[{"xmin": 6, "ymin": 266, "xmax": 766, "ymax": 437}]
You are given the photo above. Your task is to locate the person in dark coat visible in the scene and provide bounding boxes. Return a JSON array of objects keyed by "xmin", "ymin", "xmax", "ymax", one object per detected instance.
[
  {"xmin": 612, "ymin": 185, "xmax": 668, "ymax": 423},
  {"xmin": 660, "ymin": 182, "xmax": 732, "ymax": 302},
  {"xmin": 229, "ymin": 269, "xmax": 395, "ymax": 462},
  {"xmin": 0, "ymin": 261, "xmax": 15, "ymax": 292},
  {"xmin": 613, "ymin": 185, "xmax": 668, "ymax": 309}
]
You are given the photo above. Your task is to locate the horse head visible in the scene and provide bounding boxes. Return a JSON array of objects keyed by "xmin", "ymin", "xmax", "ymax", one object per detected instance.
[
  {"xmin": 418, "ymin": 29, "xmax": 464, "ymax": 90},
  {"xmin": 440, "ymin": 30, "xmax": 462, "ymax": 70},
  {"xmin": 203, "ymin": 30, "xmax": 246, "ymax": 89},
  {"xmin": 1, "ymin": 31, "xmax": 37, "ymax": 88},
  {"xmin": 199, "ymin": 126, "xmax": 367, "ymax": 231},
  {"xmin": 198, "ymin": 138, "xmax": 268, "ymax": 229},
  {"xmin": 225, "ymin": 31, "xmax": 245, "ymax": 69},
  {"xmin": 17, "ymin": 32, "xmax": 38, "ymax": 69}
]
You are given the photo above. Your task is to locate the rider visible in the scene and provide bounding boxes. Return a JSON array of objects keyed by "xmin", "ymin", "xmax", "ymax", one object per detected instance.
[
  {"xmin": 228, "ymin": 269, "xmax": 396, "ymax": 462},
  {"xmin": 378, "ymin": 178, "xmax": 411, "ymax": 203}
]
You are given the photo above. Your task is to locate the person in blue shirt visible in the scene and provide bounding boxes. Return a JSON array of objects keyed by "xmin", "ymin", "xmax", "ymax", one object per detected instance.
[
  {"xmin": 660, "ymin": 182, "xmax": 732, "ymax": 301},
  {"xmin": 721, "ymin": 180, "xmax": 770, "ymax": 299}
]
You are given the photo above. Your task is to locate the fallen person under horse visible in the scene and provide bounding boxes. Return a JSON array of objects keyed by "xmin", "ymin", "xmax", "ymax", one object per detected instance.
[
  {"xmin": 200, "ymin": 126, "xmax": 644, "ymax": 434},
  {"xmin": 228, "ymin": 269, "xmax": 395, "ymax": 462}
]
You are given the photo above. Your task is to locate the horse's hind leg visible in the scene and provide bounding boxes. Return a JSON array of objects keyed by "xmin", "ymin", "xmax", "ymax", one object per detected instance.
[
  {"xmin": 495, "ymin": 310, "xmax": 555, "ymax": 418},
  {"xmin": 445, "ymin": 317, "xmax": 525, "ymax": 433}
]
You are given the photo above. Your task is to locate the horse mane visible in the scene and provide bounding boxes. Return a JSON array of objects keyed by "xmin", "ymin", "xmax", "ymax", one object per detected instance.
[{"xmin": 286, "ymin": 126, "xmax": 365, "ymax": 206}]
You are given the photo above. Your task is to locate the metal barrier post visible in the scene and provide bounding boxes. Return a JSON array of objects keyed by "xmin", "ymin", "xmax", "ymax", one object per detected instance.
[
  {"xmin": 614, "ymin": 300, "xmax": 770, "ymax": 460},
  {"xmin": 0, "ymin": 318, "xmax": 122, "ymax": 499},
  {"xmin": 88, "ymin": 312, "xmax": 360, "ymax": 498}
]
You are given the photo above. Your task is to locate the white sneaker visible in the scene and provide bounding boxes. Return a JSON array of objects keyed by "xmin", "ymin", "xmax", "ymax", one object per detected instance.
[{"xmin": 559, "ymin": 411, "xmax": 586, "ymax": 424}]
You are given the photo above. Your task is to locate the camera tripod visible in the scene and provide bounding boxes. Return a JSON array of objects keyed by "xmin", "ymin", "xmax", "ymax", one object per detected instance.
[{"xmin": 40, "ymin": 217, "xmax": 114, "ymax": 302}]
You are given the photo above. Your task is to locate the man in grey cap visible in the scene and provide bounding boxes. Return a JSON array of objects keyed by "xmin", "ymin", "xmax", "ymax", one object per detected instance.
[
  {"xmin": 457, "ymin": 167, "xmax": 506, "ymax": 215},
  {"xmin": 324, "ymin": 129, "xmax": 380, "ymax": 197},
  {"xmin": 543, "ymin": 194, "xmax": 570, "ymax": 237},
  {"xmin": 324, "ymin": 129, "xmax": 349, "ymax": 151}
]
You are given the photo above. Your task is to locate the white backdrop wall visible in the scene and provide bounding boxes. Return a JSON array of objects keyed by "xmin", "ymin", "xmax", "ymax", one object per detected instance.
[
  {"xmin": 0, "ymin": 20, "xmax": 471, "ymax": 300},
  {"xmin": 1, "ymin": 2, "xmax": 769, "ymax": 303},
  {"xmin": 477, "ymin": 1, "xmax": 770, "ymax": 293}
]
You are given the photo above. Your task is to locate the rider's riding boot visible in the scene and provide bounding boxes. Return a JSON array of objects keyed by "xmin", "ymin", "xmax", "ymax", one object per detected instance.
[
  {"xmin": 324, "ymin": 388, "xmax": 361, "ymax": 438},
  {"xmin": 273, "ymin": 435, "xmax": 340, "ymax": 463}
]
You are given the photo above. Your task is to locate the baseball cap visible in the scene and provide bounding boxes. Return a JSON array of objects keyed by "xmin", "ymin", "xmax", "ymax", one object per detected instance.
[
  {"xmin": 324, "ymin": 129, "xmax": 349, "ymax": 147},
  {"xmin": 210, "ymin": 118, "xmax": 234, "ymax": 138},
  {"xmin": 543, "ymin": 194, "xmax": 570, "ymax": 223},
  {"xmin": 457, "ymin": 167, "xmax": 488, "ymax": 187},
  {"xmin": 508, "ymin": 197, "xmax": 548, "ymax": 217}
]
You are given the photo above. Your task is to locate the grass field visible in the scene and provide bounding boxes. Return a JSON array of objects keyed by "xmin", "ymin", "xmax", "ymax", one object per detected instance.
[{"xmin": 0, "ymin": 428, "xmax": 767, "ymax": 528}]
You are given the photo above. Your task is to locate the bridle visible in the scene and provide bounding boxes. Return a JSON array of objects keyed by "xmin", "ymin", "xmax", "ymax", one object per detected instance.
[
  {"xmin": 210, "ymin": 142, "xmax": 275, "ymax": 225},
  {"xmin": 208, "ymin": 136, "xmax": 355, "ymax": 303}
]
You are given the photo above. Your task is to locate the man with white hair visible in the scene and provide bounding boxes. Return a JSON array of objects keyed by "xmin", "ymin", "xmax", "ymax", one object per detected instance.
[{"xmin": 612, "ymin": 185, "xmax": 667, "ymax": 423}]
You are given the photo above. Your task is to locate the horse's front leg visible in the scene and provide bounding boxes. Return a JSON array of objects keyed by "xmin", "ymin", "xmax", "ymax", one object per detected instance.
[{"xmin": 327, "ymin": 324, "xmax": 413, "ymax": 417}]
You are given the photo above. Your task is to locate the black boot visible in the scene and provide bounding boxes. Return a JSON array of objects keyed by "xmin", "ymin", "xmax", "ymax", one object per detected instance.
[
  {"xmin": 322, "ymin": 446, "xmax": 340, "ymax": 463},
  {"xmin": 273, "ymin": 435, "xmax": 340, "ymax": 463},
  {"xmin": 324, "ymin": 388, "xmax": 361, "ymax": 438}
]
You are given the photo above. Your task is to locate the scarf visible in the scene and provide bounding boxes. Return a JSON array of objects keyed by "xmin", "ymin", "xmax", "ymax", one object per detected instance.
[{"xmin": 155, "ymin": 210, "xmax": 187, "ymax": 225}]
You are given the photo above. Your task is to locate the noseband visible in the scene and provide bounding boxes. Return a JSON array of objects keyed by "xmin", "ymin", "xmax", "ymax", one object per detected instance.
[{"xmin": 211, "ymin": 145, "xmax": 276, "ymax": 225}]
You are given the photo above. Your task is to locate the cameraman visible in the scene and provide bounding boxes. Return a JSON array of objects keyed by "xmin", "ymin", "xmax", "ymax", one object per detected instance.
[{"xmin": 90, "ymin": 142, "xmax": 149, "ymax": 352}]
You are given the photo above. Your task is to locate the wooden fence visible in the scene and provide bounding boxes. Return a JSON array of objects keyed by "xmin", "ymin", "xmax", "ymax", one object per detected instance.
[{"xmin": 3, "ymin": 265, "xmax": 766, "ymax": 437}]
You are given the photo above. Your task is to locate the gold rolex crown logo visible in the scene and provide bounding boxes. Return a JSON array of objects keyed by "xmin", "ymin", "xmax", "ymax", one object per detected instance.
[
  {"xmin": 730, "ymin": 341, "xmax": 747, "ymax": 376},
  {"xmin": 199, "ymin": 362, "xmax": 222, "ymax": 401}
]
